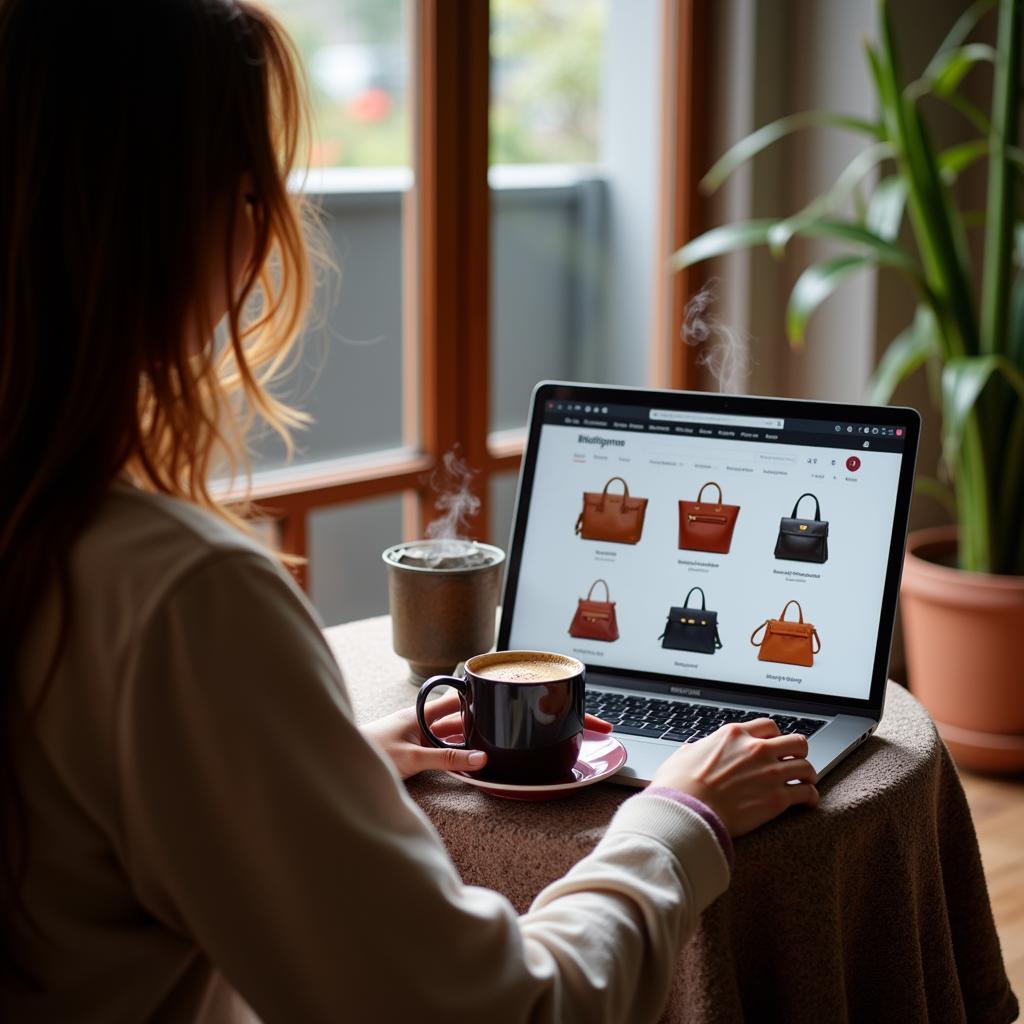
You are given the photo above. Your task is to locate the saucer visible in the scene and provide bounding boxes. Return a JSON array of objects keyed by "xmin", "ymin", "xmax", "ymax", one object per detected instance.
[{"xmin": 444, "ymin": 730, "xmax": 628, "ymax": 801}]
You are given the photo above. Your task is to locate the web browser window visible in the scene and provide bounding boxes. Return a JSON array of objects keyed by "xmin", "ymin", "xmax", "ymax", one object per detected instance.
[{"xmin": 506, "ymin": 400, "xmax": 909, "ymax": 702}]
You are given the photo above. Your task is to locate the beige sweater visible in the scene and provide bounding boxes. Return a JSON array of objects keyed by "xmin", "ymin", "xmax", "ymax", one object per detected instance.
[{"xmin": 5, "ymin": 484, "xmax": 730, "ymax": 1023}]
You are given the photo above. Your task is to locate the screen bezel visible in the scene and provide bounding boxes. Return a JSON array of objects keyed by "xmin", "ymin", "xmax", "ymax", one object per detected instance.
[{"xmin": 496, "ymin": 381, "xmax": 921, "ymax": 715}]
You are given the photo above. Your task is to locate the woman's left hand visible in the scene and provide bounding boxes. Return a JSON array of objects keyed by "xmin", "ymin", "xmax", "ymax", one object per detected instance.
[
  {"xmin": 362, "ymin": 692, "xmax": 613, "ymax": 781},
  {"xmin": 361, "ymin": 692, "xmax": 482, "ymax": 780}
]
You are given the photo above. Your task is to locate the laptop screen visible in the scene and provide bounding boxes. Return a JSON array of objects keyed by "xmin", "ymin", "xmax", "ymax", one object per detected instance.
[{"xmin": 501, "ymin": 385, "xmax": 918, "ymax": 708}]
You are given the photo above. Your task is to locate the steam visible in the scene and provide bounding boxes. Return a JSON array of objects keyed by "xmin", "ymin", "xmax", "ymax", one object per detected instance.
[
  {"xmin": 681, "ymin": 280, "xmax": 750, "ymax": 393},
  {"xmin": 425, "ymin": 448, "xmax": 481, "ymax": 549},
  {"xmin": 383, "ymin": 448, "xmax": 488, "ymax": 568}
]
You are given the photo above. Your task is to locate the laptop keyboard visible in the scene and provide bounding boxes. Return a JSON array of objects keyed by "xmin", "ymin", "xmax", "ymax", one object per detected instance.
[{"xmin": 585, "ymin": 691, "xmax": 826, "ymax": 744}]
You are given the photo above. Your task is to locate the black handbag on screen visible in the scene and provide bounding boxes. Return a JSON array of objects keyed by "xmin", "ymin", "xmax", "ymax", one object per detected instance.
[
  {"xmin": 659, "ymin": 587, "xmax": 722, "ymax": 654},
  {"xmin": 774, "ymin": 493, "xmax": 829, "ymax": 564}
]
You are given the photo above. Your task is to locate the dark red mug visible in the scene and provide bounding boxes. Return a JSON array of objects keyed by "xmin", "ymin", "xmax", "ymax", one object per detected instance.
[{"xmin": 416, "ymin": 650, "xmax": 585, "ymax": 785}]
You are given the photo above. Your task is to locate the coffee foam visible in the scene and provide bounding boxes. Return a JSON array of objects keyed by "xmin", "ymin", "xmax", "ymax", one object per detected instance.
[{"xmin": 473, "ymin": 652, "xmax": 580, "ymax": 683}]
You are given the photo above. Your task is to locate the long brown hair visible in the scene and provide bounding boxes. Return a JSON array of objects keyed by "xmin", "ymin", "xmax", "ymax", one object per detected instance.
[{"xmin": 0, "ymin": 0, "xmax": 315, "ymax": 925}]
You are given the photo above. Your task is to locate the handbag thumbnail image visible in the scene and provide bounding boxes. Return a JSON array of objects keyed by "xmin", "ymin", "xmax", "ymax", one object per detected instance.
[
  {"xmin": 568, "ymin": 579, "xmax": 619, "ymax": 642},
  {"xmin": 659, "ymin": 587, "xmax": 722, "ymax": 655},
  {"xmin": 678, "ymin": 481, "xmax": 740, "ymax": 555},
  {"xmin": 775, "ymin": 492, "xmax": 829, "ymax": 564},
  {"xmin": 575, "ymin": 476, "xmax": 649, "ymax": 545},
  {"xmin": 750, "ymin": 600, "xmax": 821, "ymax": 668}
]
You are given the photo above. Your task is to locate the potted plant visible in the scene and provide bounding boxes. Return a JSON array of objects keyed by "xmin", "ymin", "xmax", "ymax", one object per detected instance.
[{"xmin": 673, "ymin": 0, "xmax": 1024, "ymax": 772}]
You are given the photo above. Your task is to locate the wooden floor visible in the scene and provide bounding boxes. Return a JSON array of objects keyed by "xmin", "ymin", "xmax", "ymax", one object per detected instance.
[{"xmin": 959, "ymin": 769, "xmax": 1024, "ymax": 1002}]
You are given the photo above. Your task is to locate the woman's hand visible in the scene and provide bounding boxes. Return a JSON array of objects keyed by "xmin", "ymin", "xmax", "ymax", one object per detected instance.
[
  {"xmin": 361, "ymin": 693, "xmax": 481, "ymax": 780},
  {"xmin": 649, "ymin": 718, "xmax": 819, "ymax": 837},
  {"xmin": 362, "ymin": 692, "xmax": 612, "ymax": 781}
]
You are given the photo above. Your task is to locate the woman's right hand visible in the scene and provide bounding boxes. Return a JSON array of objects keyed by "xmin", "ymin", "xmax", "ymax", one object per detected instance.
[{"xmin": 649, "ymin": 718, "xmax": 819, "ymax": 837}]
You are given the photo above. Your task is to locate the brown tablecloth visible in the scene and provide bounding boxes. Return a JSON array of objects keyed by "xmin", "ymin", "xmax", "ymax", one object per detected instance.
[{"xmin": 326, "ymin": 616, "xmax": 1019, "ymax": 1024}]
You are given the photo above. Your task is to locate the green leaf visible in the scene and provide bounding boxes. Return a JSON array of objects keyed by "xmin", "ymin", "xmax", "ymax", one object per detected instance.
[
  {"xmin": 927, "ymin": 42, "xmax": 997, "ymax": 97},
  {"xmin": 669, "ymin": 220, "xmax": 776, "ymax": 271},
  {"xmin": 923, "ymin": 0, "xmax": 997, "ymax": 80},
  {"xmin": 876, "ymin": 4, "xmax": 906, "ymax": 114},
  {"xmin": 1006, "ymin": 144, "xmax": 1024, "ymax": 172},
  {"xmin": 942, "ymin": 358, "xmax": 994, "ymax": 464},
  {"xmin": 914, "ymin": 474, "xmax": 958, "ymax": 517},
  {"xmin": 864, "ymin": 41, "xmax": 887, "ymax": 108},
  {"xmin": 979, "ymin": 0, "xmax": 1022, "ymax": 357},
  {"xmin": 768, "ymin": 215, "xmax": 919, "ymax": 273},
  {"xmin": 937, "ymin": 139, "xmax": 989, "ymax": 183},
  {"xmin": 941, "ymin": 355, "xmax": 1024, "ymax": 464},
  {"xmin": 866, "ymin": 176, "xmax": 907, "ymax": 241},
  {"xmin": 799, "ymin": 219, "xmax": 919, "ymax": 270},
  {"xmin": 868, "ymin": 305, "xmax": 939, "ymax": 404},
  {"xmin": 1011, "ymin": 225, "xmax": 1024, "ymax": 268},
  {"xmin": 926, "ymin": 351, "xmax": 944, "ymax": 407},
  {"xmin": 998, "ymin": 403, "xmax": 1024, "ymax": 572},
  {"xmin": 767, "ymin": 144, "xmax": 895, "ymax": 254},
  {"xmin": 944, "ymin": 92, "xmax": 992, "ymax": 135},
  {"xmin": 823, "ymin": 141, "xmax": 895, "ymax": 209},
  {"xmin": 954, "ymin": 422, "xmax": 993, "ymax": 571},
  {"xmin": 876, "ymin": 0, "xmax": 978, "ymax": 357},
  {"xmin": 852, "ymin": 183, "xmax": 868, "ymax": 222},
  {"xmin": 700, "ymin": 111, "xmax": 882, "ymax": 195},
  {"xmin": 786, "ymin": 255, "xmax": 874, "ymax": 346},
  {"xmin": 1010, "ymin": 271, "xmax": 1024, "ymax": 367},
  {"xmin": 766, "ymin": 217, "xmax": 804, "ymax": 257}
]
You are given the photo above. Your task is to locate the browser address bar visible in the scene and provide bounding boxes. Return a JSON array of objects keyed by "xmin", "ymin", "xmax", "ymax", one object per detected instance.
[{"xmin": 649, "ymin": 409, "xmax": 784, "ymax": 429}]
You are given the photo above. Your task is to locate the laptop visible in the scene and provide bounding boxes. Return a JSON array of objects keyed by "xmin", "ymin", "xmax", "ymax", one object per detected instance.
[{"xmin": 497, "ymin": 382, "xmax": 920, "ymax": 786}]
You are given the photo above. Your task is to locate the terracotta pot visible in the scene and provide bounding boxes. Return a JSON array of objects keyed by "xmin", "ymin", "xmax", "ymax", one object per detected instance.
[{"xmin": 901, "ymin": 526, "xmax": 1024, "ymax": 774}]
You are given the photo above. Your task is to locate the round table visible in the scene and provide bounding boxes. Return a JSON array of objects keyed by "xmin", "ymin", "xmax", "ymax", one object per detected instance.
[{"xmin": 325, "ymin": 616, "xmax": 1018, "ymax": 1024}]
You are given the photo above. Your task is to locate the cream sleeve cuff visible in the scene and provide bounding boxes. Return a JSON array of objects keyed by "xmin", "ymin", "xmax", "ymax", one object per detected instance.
[{"xmin": 607, "ymin": 792, "xmax": 732, "ymax": 913}]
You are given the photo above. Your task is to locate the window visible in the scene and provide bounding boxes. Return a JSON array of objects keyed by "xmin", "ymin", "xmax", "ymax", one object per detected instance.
[
  {"xmin": 246, "ymin": 1, "xmax": 706, "ymax": 627},
  {"xmin": 266, "ymin": 0, "xmax": 410, "ymax": 168},
  {"xmin": 489, "ymin": 0, "xmax": 608, "ymax": 438},
  {"xmin": 490, "ymin": 0, "xmax": 605, "ymax": 166}
]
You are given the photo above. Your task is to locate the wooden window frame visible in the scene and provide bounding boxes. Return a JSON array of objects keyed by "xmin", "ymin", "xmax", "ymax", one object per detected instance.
[
  {"xmin": 252, "ymin": 0, "xmax": 709, "ymax": 591},
  {"xmin": 652, "ymin": 0, "xmax": 708, "ymax": 391}
]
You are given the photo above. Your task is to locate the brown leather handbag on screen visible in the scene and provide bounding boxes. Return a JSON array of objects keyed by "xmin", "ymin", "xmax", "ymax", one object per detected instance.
[
  {"xmin": 575, "ymin": 477, "xmax": 648, "ymax": 544},
  {"xmin": 678, "ymin": 481, "xmax": 740, "ymax": 554},
  {"xmin": 750, "ymin": 600, "xmax": 821, "ymax": 667},
  {"xmin": 568, "ymin": 579, "xmax": 619, "ymax": 642}
]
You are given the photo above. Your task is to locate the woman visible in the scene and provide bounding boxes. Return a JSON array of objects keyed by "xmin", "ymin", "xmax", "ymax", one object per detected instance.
[{"xmin": 0, "ymin": 1, "xmax": 819, "ymax": 1020}]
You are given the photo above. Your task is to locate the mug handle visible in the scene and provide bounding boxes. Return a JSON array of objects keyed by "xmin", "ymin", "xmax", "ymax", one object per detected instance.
[{"xmin": 416, "ymin": 675, "xmax": 470, "ymax": 749}]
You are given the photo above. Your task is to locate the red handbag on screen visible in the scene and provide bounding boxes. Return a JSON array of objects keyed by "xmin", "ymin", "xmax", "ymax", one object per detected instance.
[
  {"xmin": 568, "ymin": 579, "xmax": 619, "ymax": 642},
  {"xmin": 678, "ymin": 481, "xmax": 740, "ymax": 554}
]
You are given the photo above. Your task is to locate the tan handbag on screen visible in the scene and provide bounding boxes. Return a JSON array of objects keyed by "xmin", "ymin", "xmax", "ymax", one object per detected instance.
[
  {"xmin": 574, "ymin": 477, "xmax": 648, "ymax": 545},
  {"xmin": 750, "ymin": 600, "xmax": 821, "ymax": 667}
]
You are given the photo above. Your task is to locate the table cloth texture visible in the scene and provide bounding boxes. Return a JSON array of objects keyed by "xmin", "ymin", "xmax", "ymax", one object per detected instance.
[{"xmin": 326, "ymin": 615, "xmax": 1018, "ymax": 1024}]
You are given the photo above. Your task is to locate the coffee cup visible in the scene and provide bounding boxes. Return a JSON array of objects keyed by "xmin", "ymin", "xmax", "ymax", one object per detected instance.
[{"xmin": 415, "ymin": 651, "xmax": 585, "ymax": 785}]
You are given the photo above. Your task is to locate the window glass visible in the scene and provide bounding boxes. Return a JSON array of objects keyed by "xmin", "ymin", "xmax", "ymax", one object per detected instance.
[
  {"xmin": 246, "ymin": 193, "xmax": 407, "ymax": 470},
  {"xmin": 309, "ymin": 493, "xmax": 406, "ymax": 626},
  {"xmin": 489, "ymin": 471, "xmax": 520, "ymax": 555},
  {"xmin": 264, "ymin": 0, "xmax": 409, "ymax": 168},
  {"xmin": 250, "ymin": 1, "xmax": 413, "ymax": 474},
  {"xmin": 491, "ymin": 0, "xmax": 606, "ymax": 164},
  {"xmin": 490, "ymin": 0, "xmax": 664, "ymax": 433}
]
